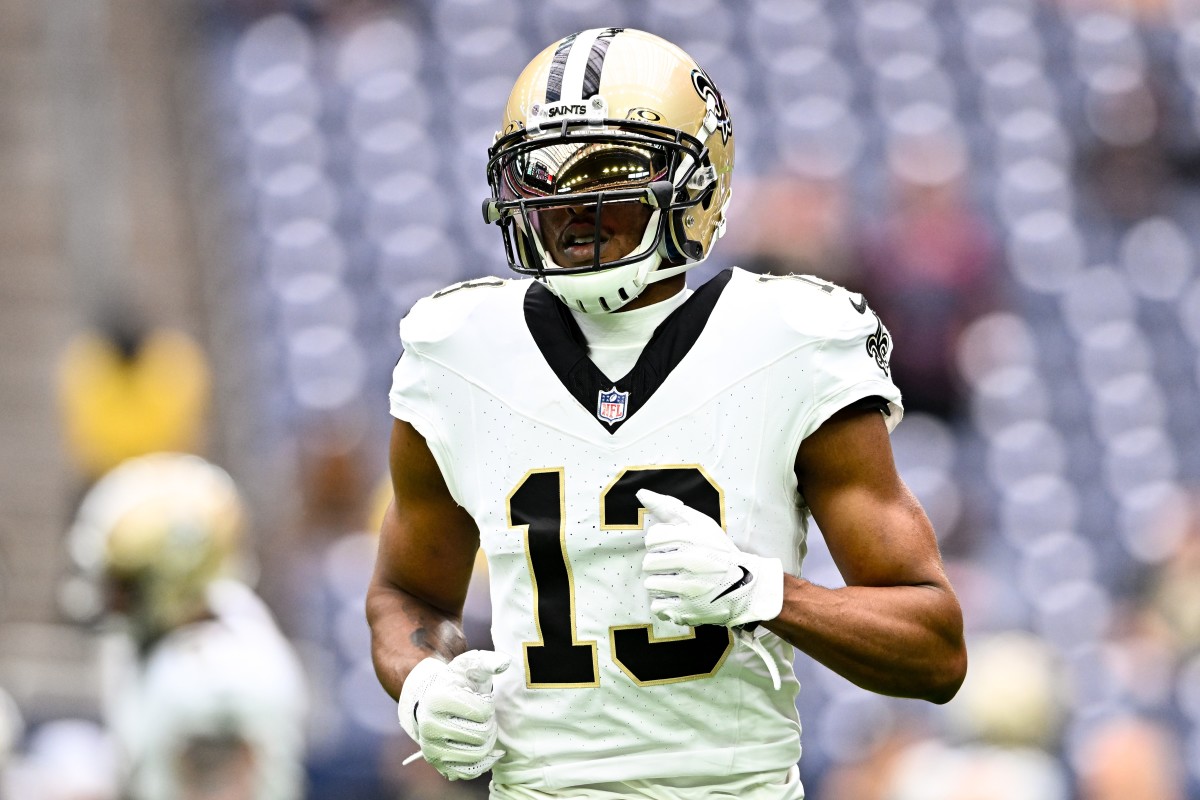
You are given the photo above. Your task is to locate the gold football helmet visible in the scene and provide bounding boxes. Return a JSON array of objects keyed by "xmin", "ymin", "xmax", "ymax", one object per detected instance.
[
  {"xmin": 68, "ymin": 452, "xmax": 246, "ymax": 641},
  {"xmin": 484, "ymin": 28, "xmax": 735, "ymax": 313}
]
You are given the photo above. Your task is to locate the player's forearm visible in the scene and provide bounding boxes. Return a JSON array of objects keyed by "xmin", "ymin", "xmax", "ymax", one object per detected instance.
[
  {"xmin": 764, "ymin": 574, "xmax": 966, "ymax": 703},
  {"xmin": 366, "ymin": 580, "xmax": 468, "ymax": 700}
]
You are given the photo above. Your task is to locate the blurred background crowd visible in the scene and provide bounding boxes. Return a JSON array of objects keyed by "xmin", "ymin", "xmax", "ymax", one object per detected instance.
[{"xmin": 2, "ymin": 0, "xmax": 1200, "ymax": 797}]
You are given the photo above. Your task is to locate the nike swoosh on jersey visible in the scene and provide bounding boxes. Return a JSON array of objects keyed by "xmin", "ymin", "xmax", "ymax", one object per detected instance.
[{"xmin": 849, "ymin": 294, "xmax": 868, "ymax": 314}]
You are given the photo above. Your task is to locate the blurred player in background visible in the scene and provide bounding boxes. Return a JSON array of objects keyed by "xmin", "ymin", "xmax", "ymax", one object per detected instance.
[
  {"xmin": 68, "ymin": 453, "xmax": 308, "ymax": 800},
  {"xmin": 368, "ymin": 28, "xmax": 966, "ymax": 799},
  {"xmin": 56, "ymin": 304, "xmax": 211, "ymax": 491}
]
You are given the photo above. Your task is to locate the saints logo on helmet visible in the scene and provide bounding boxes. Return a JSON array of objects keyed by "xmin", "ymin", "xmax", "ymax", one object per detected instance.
[{"xmin": 483, "ymin": 29, "xmax": 735, "ymax": 313}]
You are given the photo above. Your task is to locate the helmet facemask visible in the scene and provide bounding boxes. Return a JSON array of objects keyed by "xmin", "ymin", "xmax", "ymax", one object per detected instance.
[{"xmin": 485, "ymin": 117, "xmax": 718, "ymax": 313}]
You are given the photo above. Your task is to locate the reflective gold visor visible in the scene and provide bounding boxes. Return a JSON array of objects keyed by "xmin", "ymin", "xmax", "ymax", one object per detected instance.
[{"xmin": 501, "ymin": 141, "xmax": 671, "ymax": 200}]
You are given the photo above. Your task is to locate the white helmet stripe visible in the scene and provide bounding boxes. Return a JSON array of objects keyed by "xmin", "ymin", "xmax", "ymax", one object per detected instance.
[
  {"xmin": 543, "ymin": 28, "xmax": 625, "ymax": 104},
  {"xmin": 557, "ymin": 28, "xmax": 603, "ymax": 103}
]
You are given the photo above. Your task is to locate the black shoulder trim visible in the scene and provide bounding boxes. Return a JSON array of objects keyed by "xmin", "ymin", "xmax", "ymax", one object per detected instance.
[
  {"xmin": 524, "ymin": 270, "xmax": 733, "ymax": 433},
  {"xmin": 839, "ymin": 395, "xmax": 892, "ymax": 418}
]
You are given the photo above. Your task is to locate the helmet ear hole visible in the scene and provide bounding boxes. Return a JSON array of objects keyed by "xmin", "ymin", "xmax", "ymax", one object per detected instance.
[
  {"xmin": 658, "ymin": 209, "xmax": 689, "ymax": 265},
  {"xmin": 660, "ymin": 208, "xmax": 703, "ymax": 265}
]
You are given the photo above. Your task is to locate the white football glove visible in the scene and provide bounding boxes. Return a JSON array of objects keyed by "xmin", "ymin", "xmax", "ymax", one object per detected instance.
[
  {"xmin": 397, "ymin": 649, "xmax": 511, "ymax": 781},
  {"xmin": 638, "ymin": 489, "xmax": 784, "ymax": 629}
]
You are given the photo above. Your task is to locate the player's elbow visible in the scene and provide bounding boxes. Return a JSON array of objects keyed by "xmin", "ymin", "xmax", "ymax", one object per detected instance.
[
  {"xmin": 918, "ymin": 584, "xmax": 967, "ymax": 704},
  {"xmin": 923, "ymin": 644, "xmax": 968, "ymax": 704}
]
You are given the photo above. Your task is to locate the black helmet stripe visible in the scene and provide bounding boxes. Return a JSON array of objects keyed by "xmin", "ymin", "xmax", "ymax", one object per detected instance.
[
  {"xmin": 545, "ymin": 33, "xmax": 578, "ymax": 103},
  {"xmin": 582, "ymin": 28, "xmax": 623, "ymax": 98},
  {"xmin": 546, "ymin": 28, "xmax": 624, "ymax": 104}
]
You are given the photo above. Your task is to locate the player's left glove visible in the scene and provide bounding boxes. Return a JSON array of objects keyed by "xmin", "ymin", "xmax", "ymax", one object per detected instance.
[{"xmin": 637, "ymin": 488, "xmax": 784, "ymax": 628}]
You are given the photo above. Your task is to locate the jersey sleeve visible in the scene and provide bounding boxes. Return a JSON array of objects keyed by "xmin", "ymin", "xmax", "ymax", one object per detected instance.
[
  {"xmin": 388, "ymin": 345, "xmax": 464, "ymax": 505},
  {"xmin": 389, "ymin": 346, "xmax": 440, "ymax": 444},
  {"xmin": 791, "ymin": 291, "xmax": 904, "ymax": 451},
  {"xmin": 388, "ymin": 287, "xmax": 486, "ymax": 505}
]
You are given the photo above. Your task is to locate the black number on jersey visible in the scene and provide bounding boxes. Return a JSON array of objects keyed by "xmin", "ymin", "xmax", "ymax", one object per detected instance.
[
  {"xmin": 507, "ymin": 467, "xmax": 734, "ymax": 688},
  {"xmin": 508, "ymin": 469, "xmax": 599, "ymax": 688}
]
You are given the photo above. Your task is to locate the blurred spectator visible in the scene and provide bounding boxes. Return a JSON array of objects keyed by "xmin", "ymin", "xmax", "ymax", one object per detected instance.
[
  {"xmin": 67, "ymin": 453, "xmax": 308, "ymax": 800},
  {"xmin": 855, "ymin": 121, "xmax": 1001, "ymax": 421},
  {"xmin": 298, "ymin": 434, "xmax": 371, "ymax": 541},
  {"xmin": 56, "ymin": 304, "xmax": 211, "ymax": 487},
  {"xmin": 729, "ymin": 173, "xmax": 857, "ymax": 286},
  {"xmin": 1143, "ymin": 491, "xmax": 1200, "ymax": 653},
  {"xmin": 1074, "ymin": 714, "xmax": 1187, "ymax": 800},
  {"xmin": 1077, "ymin": 73, "xmax": 1175, "ymax": 225}
]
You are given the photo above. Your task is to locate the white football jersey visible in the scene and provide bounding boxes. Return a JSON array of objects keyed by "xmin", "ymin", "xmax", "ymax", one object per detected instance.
[
  {"xmin": 389, "ymin": 268, "xmax": 902, "ymax": 790},
  {"xmin": 103, "ymin": 580, "xmax": 309, "ymax": 800}
]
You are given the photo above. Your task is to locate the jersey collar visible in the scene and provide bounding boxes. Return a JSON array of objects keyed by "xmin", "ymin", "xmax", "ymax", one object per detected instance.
[{"xmin": 523, "ymin": 269, "xmax": 733, "ymax": 434}]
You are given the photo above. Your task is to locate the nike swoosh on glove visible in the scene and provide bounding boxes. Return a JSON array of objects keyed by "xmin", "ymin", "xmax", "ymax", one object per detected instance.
[
  {"xmin": 638, "ymin": 488, "xmax": 784, "ymax": 628},
  {"xmin": 397, "ymin": 649, "xmax": 511, "ymax": 780}
]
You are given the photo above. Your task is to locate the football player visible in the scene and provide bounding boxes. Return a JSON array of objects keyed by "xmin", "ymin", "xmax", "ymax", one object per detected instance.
[
  {"xmin": 69, "ymin": 453, "xmax": 308, "ymax": 800},
  {"xmin": 367, "ymin": 28, "xmax": 967, "ymax": 799}
]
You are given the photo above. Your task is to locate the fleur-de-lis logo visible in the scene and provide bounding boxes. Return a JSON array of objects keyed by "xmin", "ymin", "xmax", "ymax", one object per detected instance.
[
  {"xmin": 690, "ymin": 69, "xmax": 732, "ymax": 145},
  {"xmin": 866, "ymin": 314, "xmax": 891, "ymax": 376}
]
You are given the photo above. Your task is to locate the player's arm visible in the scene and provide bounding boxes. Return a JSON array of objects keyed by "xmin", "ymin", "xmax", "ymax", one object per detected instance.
[
  {"xmin": 366, "ymin": 418, "xmax": 479, "ymax": 700},
  {"xmin": 767, "ymin": 405, "xmax": 967, "ymax": 703}
]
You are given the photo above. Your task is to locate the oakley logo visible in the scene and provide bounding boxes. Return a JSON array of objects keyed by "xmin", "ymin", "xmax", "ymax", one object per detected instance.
[{"xmin": 627, "ymin": 107, "xmax": 663, "ymax": 122}]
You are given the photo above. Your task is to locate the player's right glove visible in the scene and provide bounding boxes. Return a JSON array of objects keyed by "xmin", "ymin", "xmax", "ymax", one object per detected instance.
[
  {"xmin": 397, "ymin": 649, "xmax": 511, "ymax": 781},
  {"xmin": 638, "ymin": 488, "xmax": 784, "ymax": 628}
]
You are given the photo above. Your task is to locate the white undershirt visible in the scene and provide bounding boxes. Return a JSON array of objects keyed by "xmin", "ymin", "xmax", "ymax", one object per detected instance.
[{"xmin": 568, "ymin": 287, "xmax": 692, "ymax": 379}]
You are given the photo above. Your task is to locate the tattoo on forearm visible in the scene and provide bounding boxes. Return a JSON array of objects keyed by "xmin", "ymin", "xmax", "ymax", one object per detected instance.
[
  {"xmin": 410, "ymin": 627, "xmax": 433, "ymax": 652},
  {"xmin": 395, "ymin": 593, "xmax": 468, "ymax": 658}
]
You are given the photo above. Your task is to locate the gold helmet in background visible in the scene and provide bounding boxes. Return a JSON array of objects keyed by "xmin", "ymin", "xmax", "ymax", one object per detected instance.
[
  {"xmin": 484, "ymin": 28, "xmax": 735, "ymax": 313},
  {"xmin": 68, "ymin": 452, "xmax": 246, "ymax": 642}
]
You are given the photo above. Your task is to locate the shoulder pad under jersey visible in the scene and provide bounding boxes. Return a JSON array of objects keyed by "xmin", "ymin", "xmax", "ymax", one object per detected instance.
[
  {"xmin": 736, "ymin": 270, "xmax": 895, "ymax": 377},
  {"xmin": 399, "ymin": 277, "xmax": 524, "ymax": 348},
  {"xmin": 744, "ymin": 272, "xmax": 873, "ymax": 333}
]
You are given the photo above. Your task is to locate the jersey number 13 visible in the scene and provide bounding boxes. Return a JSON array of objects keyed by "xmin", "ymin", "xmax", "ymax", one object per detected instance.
[{"xmin": 507, "ymin": 466, "xmax": 734, "ymax": 688}]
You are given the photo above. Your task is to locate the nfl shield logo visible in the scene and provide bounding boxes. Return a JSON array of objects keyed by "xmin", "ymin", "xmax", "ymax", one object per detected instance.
[{"xmin": 597, "ymin": 387, "xmax": 630, "ymax": 426}]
